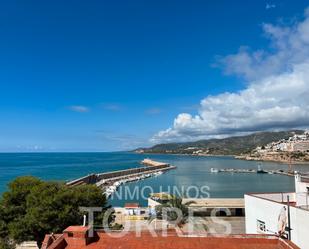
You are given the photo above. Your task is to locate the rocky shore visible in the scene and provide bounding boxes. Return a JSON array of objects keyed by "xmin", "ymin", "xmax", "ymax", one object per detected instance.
[{"xmin": 235, "ymin": 151, "xmax": 309, "ymax": 164}]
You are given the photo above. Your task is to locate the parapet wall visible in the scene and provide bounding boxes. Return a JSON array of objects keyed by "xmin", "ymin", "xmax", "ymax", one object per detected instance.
[
  {"xmin": 66, "ymin": 174, "xmax": 98, "ymax": 186},
  {"xmin": 96, "ymin": 164, "xmax": 170, "ymax": 180}
]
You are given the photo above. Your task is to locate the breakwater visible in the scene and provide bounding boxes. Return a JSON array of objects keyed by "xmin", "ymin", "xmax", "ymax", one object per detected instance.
[
  {"xmin": 210, "ymin": 167, "xmax": 295, "ymax": 177},
  {"xmin": 66, "ymin": 159, "xmax": 176, "ymax": 197}
]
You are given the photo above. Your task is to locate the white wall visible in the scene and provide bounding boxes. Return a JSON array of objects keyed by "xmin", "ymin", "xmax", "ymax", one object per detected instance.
[
  {"xmin": 245, "ymin": 194, "xmax": 284, "ymax": 235},
  {"xmin": 295, "ymin": 175, "xmax": 306, "ymax": 193},
  {"xmin": 148, "ymin": 198, "xmax": 161, "ymax": 208},
  {"xmin": 245, "ymin": 194, "xmax": 309, "ymax": 249},
  {"xmin": 295, "ymin": 174, "xmax": 309, "ymax": 206},
  {"xmin": 290, "ymin": 206, "xmax": 309, "ymax": 249}
]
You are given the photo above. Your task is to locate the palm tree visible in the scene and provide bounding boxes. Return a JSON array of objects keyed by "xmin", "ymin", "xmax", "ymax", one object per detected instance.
[{"xmin": 150, "ymin": 195, "xmax": 196, "ymax": 226}]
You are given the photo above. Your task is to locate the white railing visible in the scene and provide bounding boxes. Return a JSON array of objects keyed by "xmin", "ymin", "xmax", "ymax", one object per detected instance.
[{"xmin": 254, "ymin": 192, "xmax": 296, "ymax": 203}]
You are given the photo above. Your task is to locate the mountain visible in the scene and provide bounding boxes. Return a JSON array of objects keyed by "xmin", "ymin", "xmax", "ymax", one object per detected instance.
[{"xmin": 135, "ymin": 130, "xmax": 304, "ymax": 155}]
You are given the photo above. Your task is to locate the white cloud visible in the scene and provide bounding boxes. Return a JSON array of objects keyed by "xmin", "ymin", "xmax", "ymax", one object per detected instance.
[
  {"xmin": 152, "ymin": 8, "xmax": 309, "ymax": 143},
  {"xmin": 69, "ymin": 105, "xmax": 90, "ymax": 113},
  {"xmin": 266, "ymin": 3, "xmax": 276, "ymax": 10},
  {"xmin": 218, "ymin": 9, "xmax": 309, "ymax": 81}
]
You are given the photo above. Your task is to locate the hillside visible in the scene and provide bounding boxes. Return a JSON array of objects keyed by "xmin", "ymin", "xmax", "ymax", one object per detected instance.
[{"xmin": 135, "ymin": 130, "xmax": 304, "ymax": 155}]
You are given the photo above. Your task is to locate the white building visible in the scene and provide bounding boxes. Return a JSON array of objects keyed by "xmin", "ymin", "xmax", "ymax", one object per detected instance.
[
  {"xmin": 292, "ymin": 141, "xmax": 309, "ymax": 152},
  {"xmin": 124, "ymin": 203, "xmax": 141, "ymax": 216},
  {"xmin": 245, "ymin": 174, "xmax": 309, "ymax": 249}
]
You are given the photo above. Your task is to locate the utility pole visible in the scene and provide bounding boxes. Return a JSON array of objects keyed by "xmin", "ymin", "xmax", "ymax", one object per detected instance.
[{"xmin": 287, "ymin": 195, "xmax": 291, "ymax": 240}]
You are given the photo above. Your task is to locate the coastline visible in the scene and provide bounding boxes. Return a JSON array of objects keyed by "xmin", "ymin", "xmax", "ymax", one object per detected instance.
[
  {"xmin": 136, "ymin": 152, "xmax": 309, "ymax": 165},
  {"xmin": 136, "ymin": 152, "xmax": 235, "ymax": 158},
  {"xmin": 234, "ymin": 155, "xmax": 309, "ymax": 165}
]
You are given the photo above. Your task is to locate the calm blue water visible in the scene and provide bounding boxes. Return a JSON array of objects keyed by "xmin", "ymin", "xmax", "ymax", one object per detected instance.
[{"xmin": 1, "ymin": 152, "xmax": 308, "ymax": 206}]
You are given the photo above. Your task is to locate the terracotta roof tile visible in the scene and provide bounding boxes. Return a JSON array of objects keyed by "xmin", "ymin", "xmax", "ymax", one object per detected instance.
[
  {"xmin": 124, "ymin": 203, "xmax": 140, "ymax": 209},
  {"xmin": 64, "ymin": 226, "xmax": 90, "ymax": 233},
  {"xmin": 43, "ymin": 227, "xmax": 300, "ymax": 249}
]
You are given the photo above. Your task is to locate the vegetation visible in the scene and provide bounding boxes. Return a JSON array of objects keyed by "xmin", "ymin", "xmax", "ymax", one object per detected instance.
[
  {"xmin": 291, "ymin": 151, "xmax": 309, "ymax": 161},
  {"xmin": 0, "ymin": 176, "xmax": 112, "ymax": 247},
  {"xmin": 137, "ymin": 130, "xmax": 304, "ymax": 155},
  {"xmin": 0, "ymin": 238, "xmax": 14, "ymax": 249},
  {"xmin": 110, "ymin": 223, "xmax": 124, "ymax": 230},
  {"xmin": 152, "ymin": 195, "xmax": 195, "ymax": 226}
]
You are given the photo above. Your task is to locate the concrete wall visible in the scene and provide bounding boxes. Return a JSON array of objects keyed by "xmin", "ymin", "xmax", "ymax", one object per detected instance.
[
  {"xmin": 295, "ymin": 175, "xmax": 309, "ymax": 207},
  {"xmin": 295, "ymin": 175, "xmax": 308, "ymax": 193},
  {"xmin": 66, "ymin": 174, "xmax": 98, "ymax": 186},
  {"xmin": 245, "ymin": 194, "xmax": 309, "ymax": 249},
  {"xmin": 291, "ymin": 207, "xmax": 309, "ymax": 249}
]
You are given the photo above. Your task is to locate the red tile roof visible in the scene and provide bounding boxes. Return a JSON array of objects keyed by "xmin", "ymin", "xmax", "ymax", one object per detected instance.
[
  {"xmin": 64, "ymin": 226, "xmax": 90, "ymax": 233},
  {"xmin": 42, "ymin": 226, "xmax": 299, "ymax": 249},
  {"xmin": 124, "ymin": 203, "xmax": 140, "ymax": 209}
]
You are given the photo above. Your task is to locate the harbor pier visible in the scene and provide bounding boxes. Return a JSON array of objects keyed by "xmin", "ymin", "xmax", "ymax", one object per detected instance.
[
  {"xmin": 210, "ymin": 167, "xmax": 296, "ymax": 177},
  {"xmin": 66, "ymin": 159, "xmax": 176, "ymax": 197}
]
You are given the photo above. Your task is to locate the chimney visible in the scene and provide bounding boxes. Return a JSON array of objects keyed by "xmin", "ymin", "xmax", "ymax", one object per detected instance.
[{"xmin": 63, "ymin": 226, "xmax": 93, "ymax": 246}]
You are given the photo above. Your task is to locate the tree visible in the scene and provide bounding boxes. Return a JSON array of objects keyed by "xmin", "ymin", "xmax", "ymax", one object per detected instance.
[
  {"xmin": 0, "ymin": 176, "xmax": 112, "ymax": 246},
  {"xmin": 152, "ymin": 195, "xmax": 195, "ymax": 226},
  {"xmin": 1, "ymin": 176, "xmax": 42, "ymax": 223},
  {"xmin": 0, "ymin": 176, "xmax": 42, "ymax": 248},
  {"xmin": 0, "ymin": 238, "xmax": 14, "ymax": 249}
]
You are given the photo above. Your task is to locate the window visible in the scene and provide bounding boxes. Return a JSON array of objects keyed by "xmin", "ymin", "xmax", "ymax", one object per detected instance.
[{"xmin": 257, "ymin": 220, "xmax": 266, "ymax": 233}]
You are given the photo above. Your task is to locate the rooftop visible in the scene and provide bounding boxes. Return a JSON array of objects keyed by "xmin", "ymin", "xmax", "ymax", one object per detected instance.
[
  {"xmin": 246, "ymin": 173, "xmax": 309, "ymax": 212},
  {"xmin": 149, "ymin": 194, "xmax": 245, "ymax": 209},
  {"xmin": 245, "ymin": 192, "xmax": 309, "ymax": 212},
  {"xmin": 124, "ymin": 203, "xmax": 140, "ymax": 209},
  {"xmin": 64, "ymin": 226, "xmax": 90, "ymax": 233},
  {"xmin": 183, "ymin": 198, "xmax": 245, "ymax": 208},
  {"xmin": 42, "ymin": 226, "xmax": 299, "ymax": 249}
]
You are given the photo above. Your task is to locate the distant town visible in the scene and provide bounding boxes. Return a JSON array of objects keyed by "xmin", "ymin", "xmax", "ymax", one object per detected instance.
[
  {"xmin": 136, "ymin": 130, "xmax": 309, "ymax": 163},
  {"xmin": 238, "ymin": 131, "xmax": 309, "ymax": 163}
]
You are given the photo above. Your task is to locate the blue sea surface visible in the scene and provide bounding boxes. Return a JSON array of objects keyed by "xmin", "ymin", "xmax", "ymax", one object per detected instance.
[{"xmin": 0, "ymin": 152, "xmax": 308, "ymax": 206}]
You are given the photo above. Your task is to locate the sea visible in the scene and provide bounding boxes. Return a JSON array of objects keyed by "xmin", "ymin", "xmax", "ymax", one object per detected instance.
[{"xmin": 0, "ymin": 152, "xmax": 308, "ymax": 207}]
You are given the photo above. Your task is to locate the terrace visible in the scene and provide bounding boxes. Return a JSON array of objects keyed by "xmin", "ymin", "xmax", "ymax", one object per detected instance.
[{"xmin": 247, "ymin": 174, "xmax": 309, "ymax": 211}]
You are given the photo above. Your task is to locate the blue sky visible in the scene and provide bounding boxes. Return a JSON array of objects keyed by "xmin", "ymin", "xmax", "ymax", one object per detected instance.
[{"xmin": 0, "ymin": 0, "xmax": 309, "ymax": 152}]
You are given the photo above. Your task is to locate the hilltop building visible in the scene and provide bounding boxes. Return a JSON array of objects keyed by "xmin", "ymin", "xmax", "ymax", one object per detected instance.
[
  {"xmin": 256, "ymin": 131, "xmax": 309, "ymax": 153},
  {"xmin": 291, "ymin": 141, "xmax": 309, "ymax": 152}
]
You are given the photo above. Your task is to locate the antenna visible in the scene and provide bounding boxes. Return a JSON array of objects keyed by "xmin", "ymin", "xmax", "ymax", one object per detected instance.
[{"xmin": 83, "ymin": 215, "xmax": 87, "ymax": 227}]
